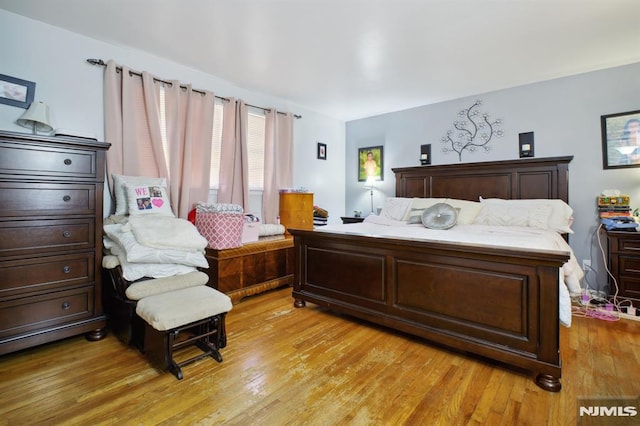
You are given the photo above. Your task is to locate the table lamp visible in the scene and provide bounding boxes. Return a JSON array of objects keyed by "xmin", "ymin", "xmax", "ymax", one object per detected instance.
[{"xmin": 17, "ymin": 101, "xmax": 53, "ymax": 135}]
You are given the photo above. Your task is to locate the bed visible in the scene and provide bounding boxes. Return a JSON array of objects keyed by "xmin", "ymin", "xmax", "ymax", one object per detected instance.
[{"xmin": 290, "ymin": 156, "xmax": 575, "ymax": 392}]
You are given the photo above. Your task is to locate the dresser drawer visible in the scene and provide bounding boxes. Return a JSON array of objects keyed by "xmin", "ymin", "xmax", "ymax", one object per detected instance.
[
  {"xmin": 618, "ymin": 238, "xmax": 640, "ymax": 254},
  {"xmin": 619, "ymin": 256, "xmax": 640, "ymax": 274},
  {"xmin": 0, "ymin": 219, "xmax": 95, "ymax": 257},
  {"xmin": 0, "ymin": 182, "xmax": 95, "ymax": 217},
  {"xmin": 0, "ymin": 286, "xmax": 94, "ymax": 339},
  {"xmin": 0, "ymin": 142, "xmax": 98, "ymax": 179},
  {"xmin": 0, "ymin": 253, "xmax": 94, "ymax": 298}
]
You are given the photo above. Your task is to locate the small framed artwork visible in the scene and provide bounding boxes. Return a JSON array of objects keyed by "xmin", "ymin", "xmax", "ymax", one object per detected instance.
[
  {"xmin": 0, "ymin": 74, "xmax": 36, "ymax": 109},
  {"xmin": 317, "ymin": 142, "xmax": 327, "ymax": 160},
  {"xmin": 358, "ymin": 145, "xmax": 384, "ymax": 181},
  {"xmin": 601, "ymin": 109, "xmax": 640, "ymax": 169}
]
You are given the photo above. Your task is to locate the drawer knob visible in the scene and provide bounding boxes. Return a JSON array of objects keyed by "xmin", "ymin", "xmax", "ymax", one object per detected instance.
[
  {"xmin": 62, "ymin": 230, "xmax": 72, "ymax": 238},
  {"xmin": 63, "ymin": 195, "xmax": 71, "ymax": 202},
  {"xmin": 64, "ymin": 158, "xmax": 72, "ymax": 165},
  {"xmin": 62, "ymin": 302, "xmax": 71, "ymax": 310},
  {"xmin": 62, "ymin": 266, "xmax": 71, "ymax": 274}
]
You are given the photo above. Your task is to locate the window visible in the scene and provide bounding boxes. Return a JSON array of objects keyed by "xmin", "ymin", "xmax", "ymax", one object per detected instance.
[
  {"xmin": 158, "ymin": 88, "xmax": 267, "ymax": 190},
  {"xmin": 209, "ymin": 105, "xmax": 266, "ymax": 190},
  {"xmin": 246, "ymin": 111, "xmax": 266, "ymax": 189}
]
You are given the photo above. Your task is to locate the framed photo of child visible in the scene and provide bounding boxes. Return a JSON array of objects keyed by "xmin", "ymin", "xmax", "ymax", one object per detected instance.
[
  {"xmin": 601, "ymin": 109, "xmax": 640, "ymax": 169},
  {"xmin": 358, "ymin": 146, "xmax": 383, "ymax": 182}
]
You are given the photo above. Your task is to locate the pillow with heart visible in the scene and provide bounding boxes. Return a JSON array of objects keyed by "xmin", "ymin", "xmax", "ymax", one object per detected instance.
[{"xmin": 125, "ymin": 184, "xmax": 175, "ymax": 217}]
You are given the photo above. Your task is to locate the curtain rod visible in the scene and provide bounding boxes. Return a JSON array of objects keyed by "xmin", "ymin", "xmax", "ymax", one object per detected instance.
[{"xmin": 86, "ymin": 58, "xmax": 301, "ymax": 119}]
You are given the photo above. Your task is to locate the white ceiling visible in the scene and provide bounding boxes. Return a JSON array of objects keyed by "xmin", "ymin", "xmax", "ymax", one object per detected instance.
[{"xmin": 2, "ymin": 0, "xmax": 640, "ymax": 121}]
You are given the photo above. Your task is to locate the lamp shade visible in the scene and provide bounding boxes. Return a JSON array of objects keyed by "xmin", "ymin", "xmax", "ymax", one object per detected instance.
[
  {"xmin": 365, "ymin": 175, "xmax": 377, "ymax": 189},
  {"xmin": 17, "ymin": 101, "xmax": 53, "ymax": 134}
]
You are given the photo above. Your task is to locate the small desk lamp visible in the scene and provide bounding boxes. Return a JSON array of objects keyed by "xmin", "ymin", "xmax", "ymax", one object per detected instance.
[{"xmin": 17, "ymin": 101, "xmax": 53, "ymax": 135}]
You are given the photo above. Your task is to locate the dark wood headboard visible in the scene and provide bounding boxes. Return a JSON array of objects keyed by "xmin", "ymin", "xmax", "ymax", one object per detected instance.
[{"xmin": 392, "ymin": 156, "xmax": 573, "ymax": 203}]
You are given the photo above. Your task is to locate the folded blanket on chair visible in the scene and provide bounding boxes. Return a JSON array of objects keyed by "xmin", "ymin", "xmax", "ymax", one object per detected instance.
[{"xmin": 128, "ymin": 216, "xmax": 208, "ymax": 252}]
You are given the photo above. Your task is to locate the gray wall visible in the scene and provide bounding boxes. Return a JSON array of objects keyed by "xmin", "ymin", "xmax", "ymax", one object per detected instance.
[{"xmin": 346, "ymin": 61, "xmax": 640, "ymax": 293}]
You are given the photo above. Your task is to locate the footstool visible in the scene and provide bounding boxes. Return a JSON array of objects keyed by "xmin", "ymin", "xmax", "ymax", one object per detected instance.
[{"xmin": 135, "ymin": 285, "xmax": 233, "ymax": 379}]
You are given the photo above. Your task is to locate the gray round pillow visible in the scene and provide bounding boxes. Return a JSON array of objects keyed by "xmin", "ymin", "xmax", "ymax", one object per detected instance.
[{"xmin": 421, "ymin": 203, "xmax": 458, "ymax": 230}]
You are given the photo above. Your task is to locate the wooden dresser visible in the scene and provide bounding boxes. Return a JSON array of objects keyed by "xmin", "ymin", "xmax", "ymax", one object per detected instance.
[
  {"xmin": 0, "ymin": 131, "xmax": 110, "ymax": 355},
  {"xmin": 279, "ymin": 192, "xmax": 314, "ymax": 233},
  {"xmin": 606, "ymin": 230, "xmax": 640, "ymax": 302}
]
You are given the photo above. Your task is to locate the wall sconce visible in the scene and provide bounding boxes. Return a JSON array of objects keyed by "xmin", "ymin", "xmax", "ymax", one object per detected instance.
[
  {"xmin": 519, "ymin": 132, "xmax": 534, "ymax": 158},
  {"xmin": 420, "ymin": 144, "xmax": 431, "ymax": 165},
  {"xmin": 17, "ymin": 101, "xmax": 54, "ymax": 135}
]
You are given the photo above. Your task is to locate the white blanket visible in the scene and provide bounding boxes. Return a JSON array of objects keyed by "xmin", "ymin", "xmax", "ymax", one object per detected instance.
[
  {"xmin": 103, "ymin": 223, "xmax": 208, "ymax": 268},
  {"xmin": 128, "ymin": 216, "xmax": 208, "ymax": 252},
  {"xmin": 316, "ymin": 221, "xmax": 583, "ymax": 327}
]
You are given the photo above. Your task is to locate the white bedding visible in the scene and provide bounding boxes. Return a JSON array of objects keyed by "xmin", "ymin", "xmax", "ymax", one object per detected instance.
[
  {"xmin": 103, "ymin": 215, "xmax": 209, "ymax": 281},
  {"xmin": 128, "ymin": 216, "xmax": 208, "ymax": 252},
  {"xmin": 316, "ymin": 218, "xmax": 583, "ymax": 327},
  {"xmin": 103, "ymin": 222, "xmax": 208, "ymax": 268}
]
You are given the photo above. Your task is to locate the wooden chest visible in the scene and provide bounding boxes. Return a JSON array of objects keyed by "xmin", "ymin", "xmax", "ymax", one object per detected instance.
[
  {"xmin": 0, "ymin": 131, "xmax": 110, "ymax": 354},
  {"xmin": 204, "ymin": 236, "xmax": 294, "ymax": 303}
]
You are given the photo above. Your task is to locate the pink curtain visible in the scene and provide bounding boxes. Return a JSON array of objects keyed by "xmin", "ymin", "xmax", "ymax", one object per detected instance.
[
  {"xmin": 262, "ymin": 110, "xmax": 294, "ymax": 223},
  {"xmin": 217, "ymin": 98, "xmax": 249, "ymax": 211},
  {"xmin": 163, "ymin": 81, "xmax": 215, "ymax": 217},
  {"xmin": 103, "ymin": 60, "xmax": 215, "ymax": 218},
  {"xmin": 104, "ymin": 60, "xmax": 166, "ymax": 179}
]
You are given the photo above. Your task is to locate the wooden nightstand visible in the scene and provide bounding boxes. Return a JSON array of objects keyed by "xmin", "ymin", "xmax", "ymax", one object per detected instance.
[
  {"xmin": 340, "ymin": 216, "xmax": 365, "ymax": 224},
  {"xmin": 605, "ymin": 230, "xmax": 640, "ymax": 302}
]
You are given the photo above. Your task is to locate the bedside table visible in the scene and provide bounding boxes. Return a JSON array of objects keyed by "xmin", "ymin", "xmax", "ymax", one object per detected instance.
[
  {"xmin": 605, "ymin": 230, "xmax": 640, "ymax": 302},
  {"xmin": 340, "ymin": 216, "xmax": 365, "ymax": 224}
]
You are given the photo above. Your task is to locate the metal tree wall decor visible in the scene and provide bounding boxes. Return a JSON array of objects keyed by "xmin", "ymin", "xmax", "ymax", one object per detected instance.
[{"xmin": 441, "ymin": 100, "xmax": 503, "ymax": 161}]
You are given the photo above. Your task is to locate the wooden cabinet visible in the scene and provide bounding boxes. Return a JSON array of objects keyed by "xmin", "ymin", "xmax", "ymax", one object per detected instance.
[
  {"xmin": 606, "ymin": 230, "xmax": 640, "ymax": 302},
  {"xmin": 204, "ymin": 237, "xmax": 294, "ymax": 303},
  {"xmin": 279, "ymin": 192, "xmax": 314, "ymax": 232},
  {"xmin": 0, "ymin": 131, "xmax": 110, "ymax": 355}
]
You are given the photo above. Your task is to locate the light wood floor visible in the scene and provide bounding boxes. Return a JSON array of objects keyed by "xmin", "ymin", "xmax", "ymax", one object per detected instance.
[{"xmin": 1, "ymin": 287, "xmax": 639, "ymax": 425}]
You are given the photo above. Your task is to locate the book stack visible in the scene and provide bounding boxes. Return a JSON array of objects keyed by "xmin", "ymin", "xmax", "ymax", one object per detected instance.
[
  {"xmin": 597, "ymin": 195, "xmax": 631, "ymax": 218},
  {"xmin": 313, "ymin": 206, "xmax": 328, "ymax": 227}
]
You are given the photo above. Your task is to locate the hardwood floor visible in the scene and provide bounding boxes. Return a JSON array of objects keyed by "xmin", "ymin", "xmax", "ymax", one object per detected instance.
[{"xmin": 1, "ymin": 287, "xmax": 639, "ymax": 425}]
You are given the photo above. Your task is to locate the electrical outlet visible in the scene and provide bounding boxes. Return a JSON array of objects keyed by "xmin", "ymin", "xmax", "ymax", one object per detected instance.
[{"xmin": 582, "ymin": 259, "xmax": 591, "ymax": 272}]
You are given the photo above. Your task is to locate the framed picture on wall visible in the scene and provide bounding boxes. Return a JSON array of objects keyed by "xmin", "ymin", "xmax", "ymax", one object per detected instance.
[
  {"xmin": 0, "ymin": 74, "xmax": 35, "ymax": 109},
  {"xmin": 317, "ymin": 142, "xmax": 327, "ymax": 160},
  {"xmin": 358, "ymin": 145, "xmax": 384, "ymax": 181},
  {"xmin": 601, "ymin": 109, "xmax": 640, "ymax": 169}
]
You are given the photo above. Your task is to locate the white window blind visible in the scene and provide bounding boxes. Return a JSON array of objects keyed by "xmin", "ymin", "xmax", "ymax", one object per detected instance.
[{"xmin": 246, "ymin": 111, "xmax": 266, "ymax": 189}]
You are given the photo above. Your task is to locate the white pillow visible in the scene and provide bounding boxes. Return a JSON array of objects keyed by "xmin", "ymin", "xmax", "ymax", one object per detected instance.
[
  {"xmin": 126, "ymin": 184, "xmax": 174, "ymax": 217},
  {"xmin": 112, "ymin": 174, "xmax": 167, "ymax": 216},
  {"xmin": 443, "ymin": 198, "xmax": 482, "ymax": 225},
  {"xmin": 403, "ymin": 198, "xmax": 446, "ymax": 221},
  {"xmin": 379, "ymin": 197, "xmax": 413, "ymax": 221},
  {"xmin": 477, "ymin": 198, "xmax": 573, "ymax": 233},
  {"xmin": 473, "ymin": 203, "xmax": 552, "ymax": 228}
]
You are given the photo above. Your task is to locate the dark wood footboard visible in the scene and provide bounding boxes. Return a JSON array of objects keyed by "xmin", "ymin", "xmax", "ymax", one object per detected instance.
[{"xmin": 290, "ymin": 229, "xmax": 569, "ymax": 392}]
